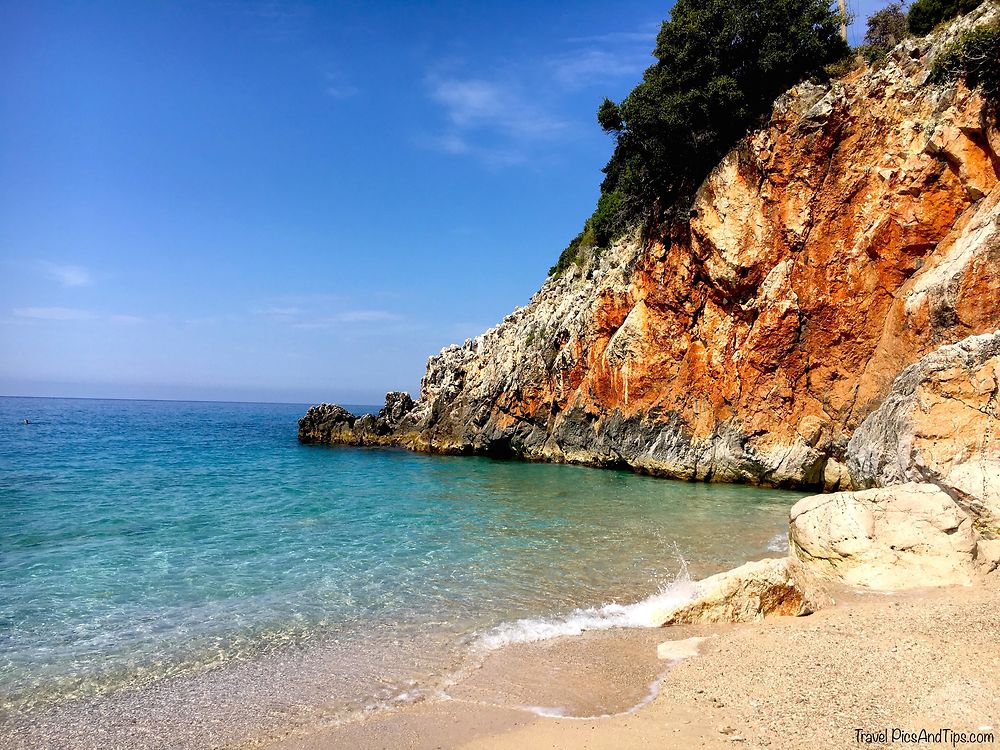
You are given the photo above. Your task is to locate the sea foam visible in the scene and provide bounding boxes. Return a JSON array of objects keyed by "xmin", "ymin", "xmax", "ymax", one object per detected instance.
[
  {"xmin": 766, "ymin": 531, "xmax": 790, "ymax": 552},
  {"xmin": 476, "ymin": 571, "xmax": 699, "ymax": 651}
]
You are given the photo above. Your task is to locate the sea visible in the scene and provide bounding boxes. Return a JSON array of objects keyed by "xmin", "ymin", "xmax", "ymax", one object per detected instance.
[{"xmin": 0, "ymin": 396, "xmax": 806, "ymax": 748}]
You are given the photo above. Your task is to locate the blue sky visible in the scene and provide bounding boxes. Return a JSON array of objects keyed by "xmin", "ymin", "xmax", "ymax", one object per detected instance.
[{"xmin": 0, "ymin": 0, "xmax": 884, "ymax": 404}]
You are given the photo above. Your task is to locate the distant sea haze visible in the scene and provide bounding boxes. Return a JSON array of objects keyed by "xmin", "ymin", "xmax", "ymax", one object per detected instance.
[{"xmin": 0, "ymin": 396, "xmax": 807, "ymax": 747}]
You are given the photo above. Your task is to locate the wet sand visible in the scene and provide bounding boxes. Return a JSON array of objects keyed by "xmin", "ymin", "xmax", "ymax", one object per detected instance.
[
  {"xmin": 260, "ymin": 582, "xmax": 1000, "ymax": 750},
  {"xmin": 0, "ymin": 627, "xmax": 464, "ymax": 750}
]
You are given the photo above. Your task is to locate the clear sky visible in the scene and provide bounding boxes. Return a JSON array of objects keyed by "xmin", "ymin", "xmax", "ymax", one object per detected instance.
[{"xmin": 0, "ymin": 0, "xmax": 882, "ymax": 405}]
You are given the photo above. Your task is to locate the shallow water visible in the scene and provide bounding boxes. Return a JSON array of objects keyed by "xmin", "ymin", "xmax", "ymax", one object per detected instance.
[{"xmin": 0, "ymin": 396, "xmax": 806, "ymax": 746}]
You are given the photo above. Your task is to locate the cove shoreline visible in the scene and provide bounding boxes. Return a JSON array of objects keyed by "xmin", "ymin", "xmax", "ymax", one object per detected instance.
[{"xmin": 254, "ymin": 581, "xmax": 1000, "ymax": 750}]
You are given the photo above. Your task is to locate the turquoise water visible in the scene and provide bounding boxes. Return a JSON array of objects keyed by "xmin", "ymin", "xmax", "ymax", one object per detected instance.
[{"xmin": 0, "ymin": 396, "xmax": 805, "ymax": 745}]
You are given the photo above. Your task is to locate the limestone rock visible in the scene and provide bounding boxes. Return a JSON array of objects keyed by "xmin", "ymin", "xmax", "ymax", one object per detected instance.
[
  {"xmin": 789, "ymin": 483, "xmax": 978, "ymax": 589},
  {"xmin": 651, "ymin": 558, "xmax": 819, "ymax": 625},
  {"xmin": 847, "ymin": 332, "xmax": 1000, "ymax": 526},
  {"xmin": 297, "ymin": 403, "xmax": 357, "ymax": 444},
  {"xmin": 974, "ymin": 539, "xmax": 1000, "ymax": 577},
  {"xmin": 379, "ymin": 391, "xmax": 415, "ymax": 424},
  {"xmin": 823, "ymin": 458, "xmax": 851, "ymax": 492},
  {"xmin": 298, "ymin": 391, "xmax": 416, "ymax": 446}
]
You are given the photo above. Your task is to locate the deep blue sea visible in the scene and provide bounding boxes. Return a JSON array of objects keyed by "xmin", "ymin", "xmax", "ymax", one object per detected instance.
[{"xmin": 0, "ymin": 396, "xmax": 805, "ymax": 747}]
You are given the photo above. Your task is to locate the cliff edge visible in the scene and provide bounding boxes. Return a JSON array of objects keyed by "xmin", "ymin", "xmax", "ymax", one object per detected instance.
[{"xmin": 301, "ymin": 4, "xmax": 999, "ymax": 497}]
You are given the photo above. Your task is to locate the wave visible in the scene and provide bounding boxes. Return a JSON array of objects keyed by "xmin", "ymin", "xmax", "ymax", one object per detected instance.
[
  {"xmin": 766, "ymin": 531, "xmax": 789, "ymax": 553},
  {"xmin": 476, "ymin": 563, "xmax": 698, "ymax": 651}
]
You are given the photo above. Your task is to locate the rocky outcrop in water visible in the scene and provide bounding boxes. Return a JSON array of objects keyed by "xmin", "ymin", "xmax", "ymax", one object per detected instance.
[
  {"xmin": 300, "ymin": 6, "xmax": 1000, "ymax": 495},
  {"xmin": 298, "ymin": 392, "xmax": 415, "ymax": 446}
]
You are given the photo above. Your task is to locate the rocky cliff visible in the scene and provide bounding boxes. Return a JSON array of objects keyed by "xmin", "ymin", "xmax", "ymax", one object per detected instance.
[
  {"xmin": 300, "ymin": 5, "xmax": 1000, "ymax": 494},
  {"xmin": 788, "ymin": 330, "xmax": 999, "ymax": 589}
]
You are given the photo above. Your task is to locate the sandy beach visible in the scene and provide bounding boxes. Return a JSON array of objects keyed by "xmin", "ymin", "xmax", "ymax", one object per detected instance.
[{"xmin": 260, "ymin": 580, "xmax": 1000, "ymax": 750}]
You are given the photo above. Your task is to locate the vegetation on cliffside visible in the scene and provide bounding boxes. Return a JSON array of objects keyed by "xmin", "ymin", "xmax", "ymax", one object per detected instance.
[
  {"xmin": 550, "ymin": 0, "xmax": 849, "ymax": 276},
  {"xmin": 859, "ymin": 2, "xmax": 908, "ymax": 63},
  {"xmin": 550, "ymin": 0, "xmax": 995, "ymax": 278},
  {"xmin": 907, "ymin": 0, "xmax": 984, "ymax": 35},
  {"xmin": 931, "ymin": 18, "xmax": 1000, "ymax": 107}
]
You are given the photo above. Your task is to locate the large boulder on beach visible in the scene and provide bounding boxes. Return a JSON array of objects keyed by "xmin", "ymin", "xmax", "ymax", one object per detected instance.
[
  {"xmin": 652, "ymin": 558, "xmax": 823, "ymax": 625},
  {"xmin": 790, "ymin": 334, "xmax": 1000, "ymax": 590},
  {"xmin": 847, "ymin": 332, "xmax": 1000, "ymax": 528},
  {"xmin": 789, "ymin": 482, "xmax": 978, "ymax": 589},
  {"xmin": 974, "ymin": 538, "xmax": 1000, "ymax": 579}
]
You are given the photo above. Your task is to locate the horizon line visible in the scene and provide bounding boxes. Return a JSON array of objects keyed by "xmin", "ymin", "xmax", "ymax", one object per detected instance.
[{"xmin": 0, "ymin": 394, "xmax": 385, "ymax": 407}]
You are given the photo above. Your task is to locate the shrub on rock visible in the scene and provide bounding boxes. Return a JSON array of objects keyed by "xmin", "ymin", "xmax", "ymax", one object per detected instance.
[{"xmin": 907, "ymin": 0, "xmax": 983, "ymax": 36}]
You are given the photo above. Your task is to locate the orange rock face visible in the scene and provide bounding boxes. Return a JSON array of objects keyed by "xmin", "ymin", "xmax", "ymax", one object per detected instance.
[
  {"xmin": 588, "ymin": 64, "xmax": 1000, "ymax": 482},
  {"xmin": 304, "ymin": 9, "xmax": 1000, "ymax": 490}
]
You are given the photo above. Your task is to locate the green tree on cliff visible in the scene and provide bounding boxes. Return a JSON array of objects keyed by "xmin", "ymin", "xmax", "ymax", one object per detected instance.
[
  {"xmin": 551, "ymin": 0, "xmax": 849, "ymax": 276},
  {"xmin": 907, "ymin": 0, "xmax": 983, "ymax": 36},
  {"xmin": 862, "ymin": 2, "xmax": 909, "ymax": 61}
]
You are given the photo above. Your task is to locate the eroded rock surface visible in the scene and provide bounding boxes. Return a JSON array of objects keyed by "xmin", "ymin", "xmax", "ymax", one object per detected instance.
[
  {"xmin": 298, "ymin": 392, "xmax": 415, "ymax": 447},
  {"xmin": 789, "ymin": 332, "xmax": 1000, "ymax": 588},
  {"xmin": 789, "ymin": 482, "xmax": 979, "ymax": 589},
  {"xmin": 847, "ymin": 331, "xmax": 1000, "ymax": 527},
  {"xmin": 651, "ymin": 558, "xmax": 823, "ymax": 624},
  {"xmin": 300, "ymin": 6, "xmax": 1000, "ymax": 491}
]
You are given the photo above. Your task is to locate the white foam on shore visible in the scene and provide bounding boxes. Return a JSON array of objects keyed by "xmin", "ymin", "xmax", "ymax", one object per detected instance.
[
  {"xmin": 476, "ymin": 575, "xmax": 698, "ymax": 651},
  {"xmin": 766, "ymin": 531, "xmax": 789, "ymax": 553}
]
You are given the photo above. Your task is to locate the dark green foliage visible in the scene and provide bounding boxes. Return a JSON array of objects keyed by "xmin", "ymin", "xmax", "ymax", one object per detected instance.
[
  {"xmin": 602, "ymin": 0, "xmax": 849, "ymax": 216},
  {"xmin": 931, "ymin": 20, "xmax": 1000, "ymax": 106},
  {"xmin": 907, "ymin": 0, "xmax": 983, "ymax": 36},
  {"xmin": 550, "ymin": 0, "xmax": 849, "ymax": 276},
  {"xmin": 549, "ymin": 225, "xmax": 596, "ymax": 278},
  {"xmin": 590, "ymin": 190, "xmax": 627, "ymax": 247},
  {"xmin": 597, "ymin": 98, "xmax": 623, "ymax": 133},
  {"xmin": 548, "ymin": 190, "xmax": 628, "ymax": 277},
  {"xmin": 861, "ymin": 2, "xmax": 908, "ymax": 61}
]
